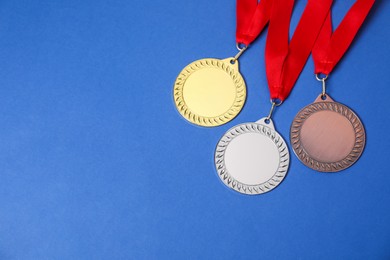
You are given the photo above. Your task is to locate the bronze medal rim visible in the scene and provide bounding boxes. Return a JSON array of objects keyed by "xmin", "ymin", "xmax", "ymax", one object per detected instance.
[
  {"xmin": 173, "ymin": 58, "xmax": 246, "ymax": 127},
  {"xmin": 290, "ymin": 99, "xmax": 366, "ymax": 172}
]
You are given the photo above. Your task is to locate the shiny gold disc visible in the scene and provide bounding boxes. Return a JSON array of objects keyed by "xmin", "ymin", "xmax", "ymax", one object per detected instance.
[{"xmin": 173, "ymin": 58, "xmax": 246, "ymax": 127}]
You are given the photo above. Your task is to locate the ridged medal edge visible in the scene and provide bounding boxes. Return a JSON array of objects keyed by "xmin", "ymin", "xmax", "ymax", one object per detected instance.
[
  {"xmin": 173, "ymin": 58, "xmax": 246, "ymax": 127},
  {"xmin": 215, "ymin": 123, "xmax": 289, "ymax": 195}
]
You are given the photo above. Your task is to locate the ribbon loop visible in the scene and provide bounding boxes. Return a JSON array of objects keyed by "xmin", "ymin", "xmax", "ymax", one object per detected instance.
[
  {"xmin": 236, "ymin": 0, "xmax": 272, "ymax": 45},
  {"xmin": 265, "ymin": 0, "xmax": 333, "ymax": 101},
  {"xmin": 313, "ymin": 0, "xmax": 375, "ymax": 75}
]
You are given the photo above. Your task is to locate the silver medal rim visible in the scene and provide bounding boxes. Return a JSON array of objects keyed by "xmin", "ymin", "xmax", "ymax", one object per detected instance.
[{"xmin": 214, "ymin": 122, "xmax": 290, "ymax": 195}]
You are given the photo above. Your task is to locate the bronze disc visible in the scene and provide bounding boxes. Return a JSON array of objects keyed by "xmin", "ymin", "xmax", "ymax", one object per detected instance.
[{"xmin": 290, "ymin": 94, "xmax": 365, "ymax": 172}]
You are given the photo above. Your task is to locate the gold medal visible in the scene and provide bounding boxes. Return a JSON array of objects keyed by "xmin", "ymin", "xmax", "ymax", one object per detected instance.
[
  {"xmin": 173, "ymin": 57, "xmax": 246, "ymax": 127},
  {"xmin": 172, "ymin": 0, "xmax": 271, "ymax": 127}
]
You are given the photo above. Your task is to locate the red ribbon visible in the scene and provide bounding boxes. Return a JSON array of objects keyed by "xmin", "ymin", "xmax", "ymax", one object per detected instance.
[
  {"xmin": 236, "ymin": 0, "xmax": 272, "ymax": 46},
  {"xmin": 265, "ymin": 0, "xmax": 333, "ymax": 101},
  {"xmin": 238, "ymin": 0, "xmax": 374, "ymax": 101},
  {"xmin": 312, "ymin": 0, "xmax": 375, "ymax": 75}
]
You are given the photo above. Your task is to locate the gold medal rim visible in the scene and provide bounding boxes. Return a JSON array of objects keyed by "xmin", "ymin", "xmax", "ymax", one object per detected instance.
[
  {"xmin": 290, "ymin": 99, "xmax": 366, "ymax": 172},
  {"xmin": 173, "ymin": 58, "xmax": 246, "ymax": 127}
]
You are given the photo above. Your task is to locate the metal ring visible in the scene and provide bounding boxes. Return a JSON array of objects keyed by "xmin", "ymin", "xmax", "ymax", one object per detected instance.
[
  {"xmin": 236, "ymin": 43, "xmax": 248, "ymax": 51},
  {"xmin": 315, "ymin": 74, "xmax": 328, "ymax": 81},
  {"xmin": 232, "ymin": 43, "xmax": 248, "ymax": 62},
  {"xmin": 270, "ymin": 98, "xmax": 283, "ymax": 106}
]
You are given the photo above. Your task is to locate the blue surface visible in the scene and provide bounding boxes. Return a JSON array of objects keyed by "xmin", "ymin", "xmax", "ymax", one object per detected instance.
[{"xmin": 0, "ymin": 0, "xmax": 388, "ymax": 259}]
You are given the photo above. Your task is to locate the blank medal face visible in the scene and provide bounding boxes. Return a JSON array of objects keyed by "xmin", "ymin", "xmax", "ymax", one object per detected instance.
[
  {"xmin": 291, "ymin": 95, "xmax": 365, "ymax": 172},
  {"xmin": 215, "ymin": 118, "xmax": 289, "ymax": 195},
  {"xmin": 224, "ymin": 132, "xmax": 280, "ymax": 185},
  {"xmin": 174, "ymin": 58, "xmax": 246, "ymax": 127}
]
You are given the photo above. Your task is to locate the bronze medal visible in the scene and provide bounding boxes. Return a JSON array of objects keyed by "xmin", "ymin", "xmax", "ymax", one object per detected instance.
[{"xmin": 290, "ymin": 94, "xmax": 365, "ymax": 172}]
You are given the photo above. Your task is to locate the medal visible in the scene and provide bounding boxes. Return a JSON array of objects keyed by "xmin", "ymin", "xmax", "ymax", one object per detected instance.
[
  {"xmin": 291, "ymin": 94, "xmax": 365, "ymax": 172},
  {"xmin": 215, "ymin": 0, "xmax": 333, "ymax": 194},
  {"xmin": 215, "ymin": 118, "xmax": 289, "ymax": 195},
  {"xmin": 291, "ymin": 0, "xmax": 374, "ymax": 172},
  {"xmin": 173, "ymin": 0, "xmax": 271, "ymax": 127},
  {"xmin": 173, "ymin": 52, "xmax": 247, "ymax": 127}
]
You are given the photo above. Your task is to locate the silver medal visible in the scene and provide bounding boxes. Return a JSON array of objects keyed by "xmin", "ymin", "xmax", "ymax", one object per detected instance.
[{"xmin": 215, "ymin": 117, "xmax": 289, "ymax": 195}]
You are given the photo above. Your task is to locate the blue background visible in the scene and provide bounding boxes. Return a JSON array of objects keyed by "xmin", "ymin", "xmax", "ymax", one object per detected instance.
[{"xmin": 0, "ymin": 0, "xmax": 388, "ymax": 259}]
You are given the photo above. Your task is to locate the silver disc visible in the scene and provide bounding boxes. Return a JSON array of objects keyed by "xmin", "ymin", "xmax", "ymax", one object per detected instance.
[{"xmin": 215, "ymin": 117, "xmax": 289, "ymax": 195}]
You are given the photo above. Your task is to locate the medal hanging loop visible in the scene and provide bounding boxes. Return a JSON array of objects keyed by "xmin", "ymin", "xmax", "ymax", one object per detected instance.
[
  {"xmin": 236, "ymin": 43, "xmax": 248, "ymax": 51},
  {"xmin": 265, "ymin": 99, "xmax": 282, "ymax": 122},
  {"xmin": 316, "ymin": 74, "xmax": 329, "ymax": 98},
  {"xmin": 232, "ymin": 44, "xmax": 248, "ymax": 63}
]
